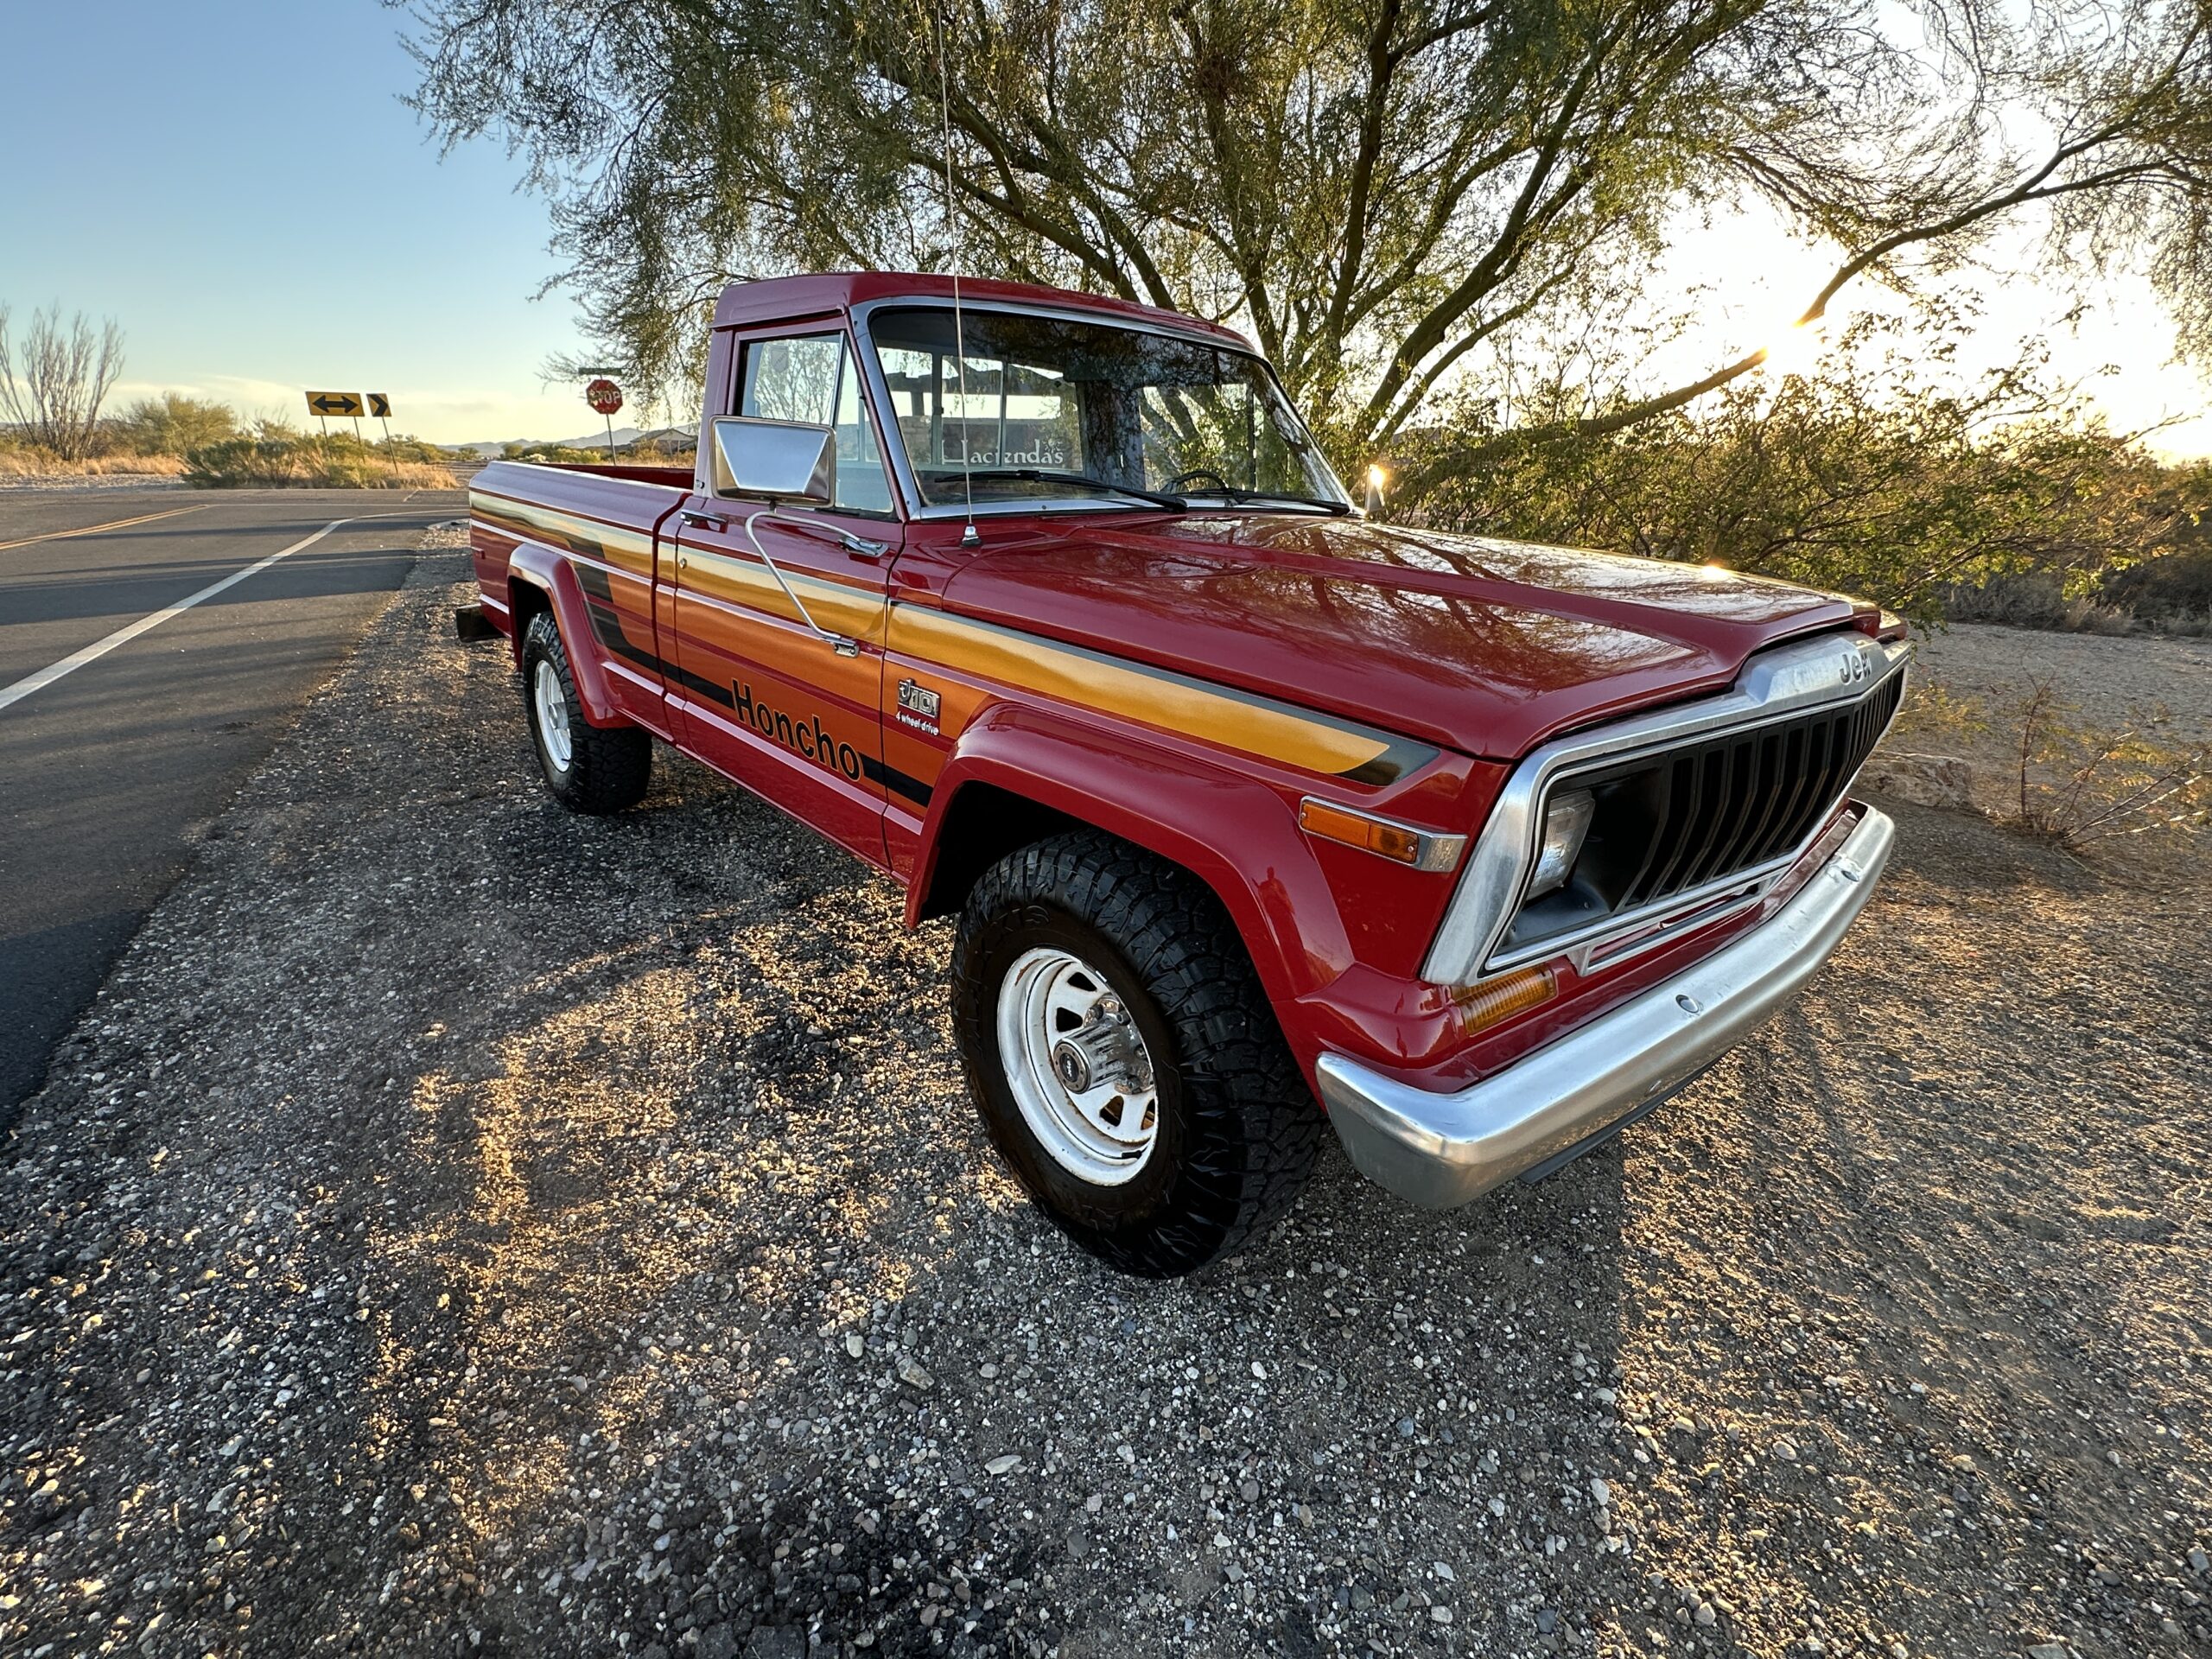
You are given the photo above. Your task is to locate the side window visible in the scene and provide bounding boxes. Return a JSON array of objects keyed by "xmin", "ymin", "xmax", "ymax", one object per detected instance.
[{"xmin": 739, "ymin": 334, "xmax": 893, "ymax": 515}]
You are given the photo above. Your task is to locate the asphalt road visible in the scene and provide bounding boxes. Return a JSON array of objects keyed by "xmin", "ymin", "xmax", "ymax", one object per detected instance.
[{"xmin": 0, "ymin": 486, "xmax": 464, "ymax": 1119}]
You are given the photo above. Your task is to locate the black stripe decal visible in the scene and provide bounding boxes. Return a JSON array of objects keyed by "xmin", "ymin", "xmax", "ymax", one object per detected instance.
[
  {"xmin": 863, "ymin": 756, "xmax": 935, "ymax": 807},
  {"xmin": 675, "ymin": 664, "xmax": 736, "ymax": 709},
  {"xmin": 574, "ymin": 564, "xmax": 734, "ymax": 708},
  {"xmin": 577, "ymin": 562, "xmax": 923, "ymax": 796}
]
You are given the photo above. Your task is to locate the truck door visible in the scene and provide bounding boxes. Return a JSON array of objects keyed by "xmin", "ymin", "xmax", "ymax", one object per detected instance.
[{"xmin": 668, "ymin": 330, "xmax": 904, "ymax": 867}]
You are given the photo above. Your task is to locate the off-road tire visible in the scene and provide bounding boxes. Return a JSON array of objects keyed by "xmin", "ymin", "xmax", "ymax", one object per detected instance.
[
  {"xmin": 520, "ymin": 612, "xmax": 652, "ymax": 814},
  {"xmin": 951, "ymin": 831, "xmax": 1321, "ymax": 1277}
]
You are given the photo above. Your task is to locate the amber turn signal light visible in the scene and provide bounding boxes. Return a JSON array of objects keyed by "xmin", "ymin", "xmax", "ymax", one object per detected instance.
[
  {"xmin": 1449, "ymin": 964, "xmax": 1558, "ymax": 1036},
  {"xmin": 1298, "ymin": 797, "xmax": 1466, "ymax": 871}
]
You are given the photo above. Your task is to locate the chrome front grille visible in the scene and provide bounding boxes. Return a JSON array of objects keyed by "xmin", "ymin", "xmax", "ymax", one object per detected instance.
[
  {"xmin": 1422, "ymin": 630, "xmax": 1912, "ymax": 986},
  {"xmin": 1591, "ymin": 668, "xmax": 1904, "ymax": 912}
]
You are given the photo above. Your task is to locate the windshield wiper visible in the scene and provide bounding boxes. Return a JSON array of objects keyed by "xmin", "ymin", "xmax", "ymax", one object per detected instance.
[
  {"xmin": 954, "ymin": 467, "xmax": 1188, "ymax": 511},
  {"xmin": 1197, "ymin": 486, "xmax": 1354, "ymax": 515}
]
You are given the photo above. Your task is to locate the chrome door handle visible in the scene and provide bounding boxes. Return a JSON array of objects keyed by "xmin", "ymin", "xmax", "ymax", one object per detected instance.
[{"xmin": 679, "ymin": 509, "xmax": 727, "ymax": 532}]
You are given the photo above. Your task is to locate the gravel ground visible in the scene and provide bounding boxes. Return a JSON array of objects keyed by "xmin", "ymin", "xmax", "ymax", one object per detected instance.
[
  {"xmin": 1908, "ymin": 624, "xmax": 2212, "ymax": 745},
  {"xmin": 3, "ymin": 537, "xmax": 2208, "ymax": 1659},
  {"xmin": 0, "ymin": 473, "xmax": 186, "ymax": 493}
]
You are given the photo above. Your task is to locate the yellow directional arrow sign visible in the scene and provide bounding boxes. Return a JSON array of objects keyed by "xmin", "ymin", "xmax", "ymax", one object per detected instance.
[
  {"xmin": 306, "ymin": 391, "xmax": 364, "ymax": 417},
  {"xmin": 366, "ymin": 392, "xmax": 391, "ymax": 418}
]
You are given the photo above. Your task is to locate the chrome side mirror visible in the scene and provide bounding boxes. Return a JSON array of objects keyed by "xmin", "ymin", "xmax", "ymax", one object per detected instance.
[{"xmin": 709, "ymin": 416, "xmax": 836, "ymax": 504}]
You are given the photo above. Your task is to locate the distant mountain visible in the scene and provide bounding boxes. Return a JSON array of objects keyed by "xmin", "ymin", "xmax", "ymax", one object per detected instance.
[{"xmin": 454, "ymin": 425, "xmax": 695, "ymax": 457}]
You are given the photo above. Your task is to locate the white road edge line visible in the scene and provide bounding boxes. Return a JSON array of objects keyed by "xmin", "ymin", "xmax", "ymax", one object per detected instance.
[{"xmin": 0, "ymin": 512, "xmax": 422, "ymax": 715}]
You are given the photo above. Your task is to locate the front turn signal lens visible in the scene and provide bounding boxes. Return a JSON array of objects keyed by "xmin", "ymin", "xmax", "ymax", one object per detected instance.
[
  {"xmin": 1299, "ymin": 797, "xmax": 1466, "ymax": 871},
  {"xmin": 1450, "ymin": 964, "xmax": 1559, "ymax": 1036}
]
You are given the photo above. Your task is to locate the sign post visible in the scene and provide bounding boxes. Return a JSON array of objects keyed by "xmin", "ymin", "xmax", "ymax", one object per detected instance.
[
  {"xmin": 367, "ymin": 392, "xmax": 392, "ymax": 443},
  {"xmin": 585, "ymin": 378, "xmax": 624, "ymax": 461}
]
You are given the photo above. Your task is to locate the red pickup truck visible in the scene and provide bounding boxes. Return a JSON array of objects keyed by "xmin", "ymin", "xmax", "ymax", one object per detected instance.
[{"xmin": 467, "ymin": 271, "xmax": 1905, "ymax": 1277}]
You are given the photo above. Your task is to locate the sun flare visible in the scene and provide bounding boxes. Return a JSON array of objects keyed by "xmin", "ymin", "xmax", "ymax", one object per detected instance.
[{"xmin": 1761, "ymin": 316, "xmax": 1827, "ymax": 378}]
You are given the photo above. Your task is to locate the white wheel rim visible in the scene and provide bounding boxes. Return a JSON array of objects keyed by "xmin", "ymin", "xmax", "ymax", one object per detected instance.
[
  {"xmin": 995, "ymin": 946, "xmax": 1160, "ymax": 1186},
  {"xmin": 533, "ymin": 658, "xmax": 573, "ymax": 773}
]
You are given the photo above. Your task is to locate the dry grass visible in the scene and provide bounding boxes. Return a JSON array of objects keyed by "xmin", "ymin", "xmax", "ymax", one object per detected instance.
[
  {"xmin": 0, "ymin": 448, "xmax": 187, "ymax": 479},
  {"xmin": 181, "ymin": 435, "xmax": 458, "ymax": 490}
]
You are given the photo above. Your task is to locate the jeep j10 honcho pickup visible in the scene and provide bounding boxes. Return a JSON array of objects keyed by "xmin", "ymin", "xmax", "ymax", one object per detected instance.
[{"xmin": 467, "ymin": 272, "xmax": 1905, "ymax": 1277}]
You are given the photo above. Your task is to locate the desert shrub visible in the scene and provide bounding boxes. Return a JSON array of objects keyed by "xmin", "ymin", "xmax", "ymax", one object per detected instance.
[
  {"xmin": 183, "ymin": 432, "xmax": 453, "ymax": 489},
  {"xmin": 1939, "ymin": 572, "xmax": 2142, "ymax": 633},
  {"xmin": 1406, "ymin": 315, "xmax": 2203, "ymax": 627},
  {"xmin": 503, "ymin": 442, "xmax": 613, "ymax": 464},
  {"xmin": 2098, "ymin": 543, "xmax": 2212, "ymax": 632},
  {"xmin": 372, "ymin": 435, "xmax": 458, "ymax": 464},
  {"xmin": 2005, "ymin": 681, "xmax": 2209, "ymax": 850},
  {"xmin": 0, "ymin": 304, "xmax": 124, "ymax": 460},
  {"xmin": 105, "ymin": 392, "xmax": 238, "ymax": 455},
  {"xmin": 1887, "ymin": 680, "xmax": 1992, "ymax": 748}
]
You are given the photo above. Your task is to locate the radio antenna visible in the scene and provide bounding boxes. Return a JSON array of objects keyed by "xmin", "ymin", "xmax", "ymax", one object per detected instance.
[{"xmin": 932, "ymin": 8, "xmax": 979, "ymax": 546}]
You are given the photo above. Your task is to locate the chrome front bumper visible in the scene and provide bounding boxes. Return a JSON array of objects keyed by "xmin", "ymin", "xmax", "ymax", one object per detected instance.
[{"xmin": 1316, "ymin": 807, "xmax": 1896, "ymax": 1209}]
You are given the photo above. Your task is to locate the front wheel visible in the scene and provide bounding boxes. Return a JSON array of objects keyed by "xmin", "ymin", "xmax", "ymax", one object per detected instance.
[
  {"xmin": 520, "ymin": 613, "xmax": 652, "ymax": 814},
  {"xmin": 950, "ymin": 832, "xmax": 1320, "ymax": 1277}
]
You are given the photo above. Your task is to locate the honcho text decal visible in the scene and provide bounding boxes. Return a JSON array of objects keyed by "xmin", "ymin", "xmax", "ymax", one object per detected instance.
[{"xmin": 734, "ymin": 682, "xmax": 863, "ymax": 781}]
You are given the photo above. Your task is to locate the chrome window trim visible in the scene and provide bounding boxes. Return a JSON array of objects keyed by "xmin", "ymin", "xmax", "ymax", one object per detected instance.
[
  {"xmin": 853, "ymin": 292, "xmax": 1254, "ymax": 359},
  {"xmin": 715, "ymin": 327, "xmax": 906, "ymax": 521},
  {"xmin": 1421, "ymin": 630, "xmax": 1911, "ymax": 987},
  {"xmin": 906, "ymin": 498, "xmax": 1176, "ymax": 520},
  {"xmin": 848, "ymin": 296, "xmax": 1351, "ymax": 518}
]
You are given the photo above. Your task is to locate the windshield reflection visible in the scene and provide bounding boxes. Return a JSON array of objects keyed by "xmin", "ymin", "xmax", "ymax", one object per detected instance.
[{"xmin": 865, "ymin": 306, "xmax": 1348, "ymax": 512}]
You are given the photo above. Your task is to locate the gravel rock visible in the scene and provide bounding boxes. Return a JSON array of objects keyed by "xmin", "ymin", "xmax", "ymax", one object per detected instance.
[
  {"xmin": 895, "ymin": 1355, "xmax": 934, "ymax": 1390},
  {"xmin": 0, "ymin": 540, "xmax": 2205, "ymax": 1657},
  {"xmin": 1859, "ymin": 750, "xmax": 1987, "ymax": 810}
]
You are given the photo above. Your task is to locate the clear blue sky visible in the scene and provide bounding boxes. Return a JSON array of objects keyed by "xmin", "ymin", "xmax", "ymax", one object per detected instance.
[
  {"xmin": 1, "ymin": 1, "xmax": 601, "ymax": 443},
  {"xmin": 4, "ymin": 1, "xmax": 2206, "ymax": 453}
]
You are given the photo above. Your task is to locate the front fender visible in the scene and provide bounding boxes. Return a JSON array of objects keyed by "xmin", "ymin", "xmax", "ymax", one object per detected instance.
[
  {"xmin": 505, "ymin": 543, "xmax": 626, "ymax": 728},
  {"xmin": 906, "ymin": 702, "xmax": 1357, "ymax": 1023}
]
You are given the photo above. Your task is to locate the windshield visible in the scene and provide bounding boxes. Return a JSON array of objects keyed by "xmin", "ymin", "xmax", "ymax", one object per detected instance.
[{"xmin": 865, "ymin": 305, "xmax": 1348, "ymax": 511}]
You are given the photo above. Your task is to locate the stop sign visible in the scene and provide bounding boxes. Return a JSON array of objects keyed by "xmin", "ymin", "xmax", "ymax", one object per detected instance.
[{"xmin": 585, "ymin": 378, "xmax": 623, "ymax": 416}]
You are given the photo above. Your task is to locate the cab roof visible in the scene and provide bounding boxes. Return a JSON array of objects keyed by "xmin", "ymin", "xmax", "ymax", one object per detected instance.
[{"xmin": 710, "ymin": 271, "xmax": 1254, "ymax": 350}]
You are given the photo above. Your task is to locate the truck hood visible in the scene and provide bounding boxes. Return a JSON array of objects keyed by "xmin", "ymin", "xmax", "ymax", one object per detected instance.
[{"xmin": 936, "ymin": 513, "xmax": 1874, "ymax": 761}]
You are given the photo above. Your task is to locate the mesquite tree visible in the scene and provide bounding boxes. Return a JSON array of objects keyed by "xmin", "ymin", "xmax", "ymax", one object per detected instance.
[
  {"xmin": 0, "ymin": 304, "xmax": 126, "ymax": 461},
  {"xmin": 402, "ymin": 0, "xmax": 2212, "ymax": 467}
]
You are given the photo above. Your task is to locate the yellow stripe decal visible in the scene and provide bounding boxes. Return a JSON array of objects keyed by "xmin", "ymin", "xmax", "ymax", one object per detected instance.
[
  {"xmin": 473, "ymin": 493, "xmax": 654, "ymax": 569},
  {"xmin": 677, "ymin": 547, "xmax": 889, "ymax": 643},
  {"xmin": 894, "ymin": 607, "xmax": 1433, "ymax": 785}
]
